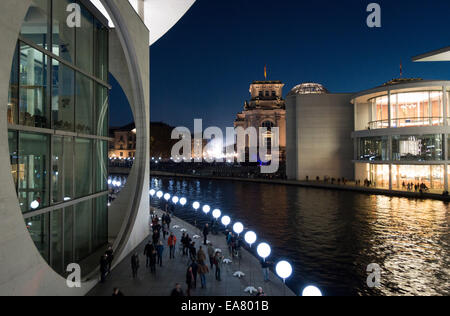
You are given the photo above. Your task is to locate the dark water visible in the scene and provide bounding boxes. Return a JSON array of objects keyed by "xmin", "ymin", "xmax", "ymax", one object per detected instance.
[{"xmin": 150, "ymin": 176, "xmax": 450, "ymax": 296}]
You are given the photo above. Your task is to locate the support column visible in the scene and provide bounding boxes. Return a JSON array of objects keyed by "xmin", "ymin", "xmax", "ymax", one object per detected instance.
[
  {"xmin": 388, "ymin": 90, "xmax": 391, "ymax": 128},
  {"xmin": 443, "ymin": 86, "xmax": 448, "ymax": 126}
]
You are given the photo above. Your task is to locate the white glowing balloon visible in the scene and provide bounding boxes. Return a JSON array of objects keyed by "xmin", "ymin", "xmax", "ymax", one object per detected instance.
[
  {"xmin": 212, "ymin": 209, "xmax": 221, "ymax": 219},
  {"xmin": 193, "ymin": 202, "xmax": 200, "ymax": 210},
  {"xmin": 302, "ymin": 286, "xmax": 322, "ymax": 297},
  {"xmin": 221, "ymin": 216, "xmax": 231, "ymax": 226},
  {"xmin": 276, "ymin": 261, "xmax": 293, "ymax": 280},
  {"xmin": 30, "ymin": 200, "xmax": 40, "ymax": 210},
  {"xmin": 202, "ymin": 205, "xmax": 211, "ymax": 214},
  {"xmin": 164, "ymin": 193, "xmax": 171, "ymax": 201},
  {"xmin": 257, "ymin": 243, "xmax": 271, "ymax": 259},
  {"xmin": 180, "ymin": 198, "xmax": 187, "ymax": 206},
  {"xmin": 233, "ymin": 222, "xmax": 244, "ymax": 235},
  {"xmin": 172, "ymin": 196, "xmax": 179, "ymax": 204},
  {"xmin": 149, "ymin": 189, "xmax": 156, "ymax": 196},
  {"xmin": 244, "ymin": 231, "xmax": 257, "ymax": 246},
  {"xmin": 156, "ymin": 191, "xmax": 163, "ymax": 199}
]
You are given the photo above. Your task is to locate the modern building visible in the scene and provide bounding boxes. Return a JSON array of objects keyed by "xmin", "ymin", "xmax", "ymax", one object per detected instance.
[
  {"xmin": 286, "ymin": 83, "xmax": 354, "ymax": 181},
  {"xmin": 234, "ymin": 80, "xmax": 286, "ymax": 160},
  {"xmin": 110, "ymin": 123, "xmax": 137, "ymax": 159},
  {"xmin": 352, "ymin": 78, "xmax": 450, "ymax": 193},
  {"xmin": 0, "ymin": 0, "xmax": 194, "ymax": 296}
]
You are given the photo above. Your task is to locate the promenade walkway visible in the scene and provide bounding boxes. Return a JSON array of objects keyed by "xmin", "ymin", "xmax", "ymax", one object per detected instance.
[{"xmin": 88, "ymin": 208, "xmax": 295, "ymax": 296}]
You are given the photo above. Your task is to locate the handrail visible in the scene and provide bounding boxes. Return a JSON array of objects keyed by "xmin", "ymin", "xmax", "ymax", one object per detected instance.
[{"xmin": 368, "ymin": 117, "xmax": 447, "ymax": 129}]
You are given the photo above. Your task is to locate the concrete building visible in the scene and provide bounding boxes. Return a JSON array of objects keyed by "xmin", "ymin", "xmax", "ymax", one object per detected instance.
[
  {"xmin": 0, "ymin": 0, "xmax": 194, "ymax": 296},
  {"xmin": 235, "ymin": 80, "xmax": 286, "ymax": 160},
  {"xmin": 286, "ymin": 83, "xmax": 354, "ymax": 181},
  {"xmin": 109, "ymin": 123, "xmax": 137, "ymax": 159},
  {"xmin": 352, "ymin": 78, "xmax": 450, "ymax": 193}
]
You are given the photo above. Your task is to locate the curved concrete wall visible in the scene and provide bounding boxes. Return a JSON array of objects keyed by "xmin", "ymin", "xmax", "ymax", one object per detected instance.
[{"xmin": 0, "ymin": 0, "xmax": 149, "ymax": 295}]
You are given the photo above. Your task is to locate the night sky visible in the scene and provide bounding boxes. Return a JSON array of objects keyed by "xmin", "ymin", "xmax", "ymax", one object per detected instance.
[{"xmin": 110, "ymin": 0, "xmax": 450, "ymax": 130}]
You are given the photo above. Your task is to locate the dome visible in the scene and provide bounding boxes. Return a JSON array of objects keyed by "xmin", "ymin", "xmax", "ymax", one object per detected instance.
[{"xmin": 288, "ymin": 83, "xmax": 329, "ymax": 96}]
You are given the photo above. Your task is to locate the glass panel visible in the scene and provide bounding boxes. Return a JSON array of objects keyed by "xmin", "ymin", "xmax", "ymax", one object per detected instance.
[
  {"xmin": 74, "ymin": 138, "xmax": 92, "ymax": 198},
  {"xmin": 75, "ymin": 73, "xmax": 93, "ymax": 134},
  {"xmin": 76, "ymin": 4, "xmax": 93, "ymax": 74},
  {"xmin": 18, "ymin": 132, "xmax": 49, "ymax": 213},
  {"xmin": 52, "ymin": 0, "xmax": 75, "ymax": 64},
  {"xmin": 8, "ymin": 45, "xmax": 19, "ymax": 125},
  {"xmin": 20, "ymin": 0, "xmax": 49, "ymax": 49},
  {"xmin": 358, "ymin": 137, "xmax": 389, "ymax": 161},
  {"xmin": 64, "ymin": 206, "xmax": 74, "ymax": 270},
  {"xmin": 75, "ymin": 200, "xmax": 92, "ymax": 261},
  {"xmin": 93, "ymin": 195, "xmax": 108, "ymax": 250},
  {"xmin": 430, "ymin": 92, "xmax": 443, "ymax": 125},
  {"xmin": 52, "ymin": 136, "xmax": 74, "ymax": 204},
  {"xmin": 95, "ymin": 140, "xmax": 108, "ymax": 192},
  {"xmin": 8, "ymin": 131, "xmax": 18, "ymax": 189},
  {"xmin": 392, "ymin": 165, "xmax": 442, "ymax": 192},
  {"xmin": 52, "ymin": 61, "xmax": 74, "ymax": 131},
  {"xmin": 19, "ymin": 43, "xmax": 49, "ymax": 128},
  {"xmin": 50, "ymin": 209, "xmax": 63, "ymax": 274},
  {"xmin": 26, "ymin": 214, "xmax": 49, "ymax": 261},
  {"xmin": 369, "ymin": 164, "xmax": 390, "ymax": 189},
  {"xmin": 96, "ymin": 84, "xmax": 108, "ymax": 137},
  {"xmin": 94, "ymin": 20, "xmax": 108, "ymax": 81},
  {"xmin": 392, "ymin": 134, "xmax": 443, "ymax": 161}
]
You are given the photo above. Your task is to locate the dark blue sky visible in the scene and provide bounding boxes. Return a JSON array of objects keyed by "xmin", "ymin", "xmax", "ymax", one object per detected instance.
[{"xmin": 110, "ymin": 0, "xmax": 450, "ymax": 130}]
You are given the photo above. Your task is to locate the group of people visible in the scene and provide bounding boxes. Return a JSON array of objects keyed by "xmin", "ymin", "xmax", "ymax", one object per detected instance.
[{"xmin": 402, "ymin": 181, "xmax": 429, "ymax": 192}]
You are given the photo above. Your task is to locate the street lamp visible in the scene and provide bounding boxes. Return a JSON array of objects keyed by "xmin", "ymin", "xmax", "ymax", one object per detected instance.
[
  {"xmin": 149, "ymin": 189, "xmax": 156, "ymax": 197},
  {"xmin": 221, "ymin": 216, "xmax": 231, "ymax": 227},
  {"xmin": 233, "ymin": 222, "xmax": 244, "ymax": 236},
  {"xmin": 193, "ymin": 201, "xmax": 200, "ymax": 211},
  {"xmin": 244, "ymin": 231, "xmax": 257, "ymax": 247},
  {"xmin": 172, "ymin": 196, "xmax": 179, "ymax": 204},
  {"xmin": 257, "ymin": 243, "xmax": 271, "ymax": 262},
  {"xmin": 180, "ymin": 198, "xmax": 187, "ymax": 206},
  {"xmin": 212, "ymin": 209, "xmax": 221, "ymax": 219},
  {"xmin": 164, "ymin": 193, "xmax": 171, "ymax": 201},
  {"xmin": 276, "ymin": 260, "xmax": 293, "ymax": 296},
  {"xmin": 202, "ymin": 205, "xmax": 211, "ymax": 215},
  {"xmin": 156, "ymin": 191, "xmax": 163, "ymax": 199},
  {"xmin": 302, "ymin": 286, "xmax": 322, "ymax": 297}
]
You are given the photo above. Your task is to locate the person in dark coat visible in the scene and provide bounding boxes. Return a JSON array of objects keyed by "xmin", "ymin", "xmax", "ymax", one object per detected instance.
[
  {"xmin": 131, "ymin": 253, "xmax": 139, "ymax": 278},
  {"xmin": 189, "ymin": 242, "xmax": 197, "ymax": 262},
  {"xmin": 181, "ymin": 233, "xmax": 190, "ymax": 256},
  {"xmin": 186, "ymin": 267, "xmax": 194, "ymax": 296},
  {"xmin": 171, "ymin": 283, "xmax": 185, "ymax": 297},
  {"xmin": 149, "ymin": 250, "xmax": 157, "ymax": 274},
  {"xmin": 144, "ymin": 241, "xmax": 155, "ymax": 268},
  {"xmin": 190, "ymin": 260, "xmax": 198, "ymax": 289},
  {"xmin": 156, "ymin": 240, "xmax": 164, "ymax": 267},
  {"xmin": 105, "ymin": 246, "xmax": 114, "ymax": 274},
  {"xmin": 152, "ymin": 230, "xmax": 160, "ymax": 246},
  {"xmin": 203, "ymin": 224, "xmax": 209, "ymax": 245},
  {"xmin": 100, "ymin": 254, "xmax": 108, "ymax": 283}
]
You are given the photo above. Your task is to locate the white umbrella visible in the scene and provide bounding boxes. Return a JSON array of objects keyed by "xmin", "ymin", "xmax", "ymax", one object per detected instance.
[
  {"xmin": 180, "ymin": 229, "xmax": 187, "ymax": 233},
  {"xmin": 233, "ymin": 271, "xmax": 245, "ymax": 278},
  {"xmin": 173, "ymin": 225, "xmax": 180, "ymax": 229},
  {"xmin": 244, "ymin": 286, "xmax": 257, "ymax": 294},
  {"xmin": 193, "ymin": 235, "xmax": 200, "ymax": 239},
  {"xmin": 215, "ymin": 248, "xmax": 222, "ymax": 253},
  {"xmin": 223, "ymin": 258, "xmax": 232, "ymax": 264}
]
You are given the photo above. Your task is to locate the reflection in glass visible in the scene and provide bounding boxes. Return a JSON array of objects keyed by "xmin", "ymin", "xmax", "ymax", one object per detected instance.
[
  {"xmin": 19, "ymin": 43, "xmax": 48, "ymax": 128},
  {"xmin": 64, "ymin": 207, "xmax": 74, "ymax": 271},
  {"xmin": 52, "ymin": 61, "xmax": 74, "ymax": 131},
  {"xmin": 26, "ymin": 214, "xmax": 49, "ymax": 261},
  {"xmin": 8, "ymin": 45, "xmax": 19, "ymax": 125},
  {"xmin": 52, "ymin": 136, "xmax": 74, "ymax": 204},
  {"xmin": 95, "ymin": 140, "xmax": 108, "ymax": 192},
  {"xmin": 94, "ymin": 20, "xmax": 108, "ymax": 82},
  {"xmin": 76, "ymin": 5, "xmax": 94, "ymax": 74},
  {"xmin": 75, "ymin": 200, "xmax": 92, "ymax": 261},
  {"xmin": 20, "ymin": 0, "xmax": 49, "ymax": 49},
  {"xmin": 52, "ymin": 0, "xmax": 75, "ymax": 63},
  {"xmin": 358, "ymin": 137, "xmax": 389, "ymax": 161},
  {"xmin": 8, "ymin": 131, "xmax": 18, "ymax": 189},
  {"xmin": 75, "ymin": 138, "xmax": 92, "ymax": 198},
  {"xmin": 50, "ymin": 209, "xmax": 63, "ymax": 274},
  {"xmin": 96, "ymin": 84, "xmax": 108, "ymax": 137},
  {"xmin": 93, "ymin": 195, "xmax": 108, "ymax": 250},
  {"xmin": 392, "ymin": 134, "xmax": 443, "ymax": 161},
  {"xmin": 18, "ymin": 132, "xmax": 49, "ymax": 213},
  {"xmin": 75, "ymin": 73, "xmax": 93, "ymax": 134}
]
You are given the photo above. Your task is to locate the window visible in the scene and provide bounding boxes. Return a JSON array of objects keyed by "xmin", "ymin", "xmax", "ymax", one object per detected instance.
[
  {"xmin": 392, "ymin": 134, "xmax": 443, "ymax": 161},
  {"xmin": 19, "ymin": 43, "xmax": 49, "ymax": 128},
  {"xmin": 52, "ymin": 0, "xmax": 75, "ymax": 64},
  {"xmin": 20, "ymin": 0, "xmax": 49, "ymax": 49},
  {"xmin": 8, "ymin": 131, "xmax": 18, "ymax": 188},
  {"xmin": 50, "ymin": 209, "xmax": 63, "ymax": 274},
  {"xmin": 8, "ymin": 45, "xmax": 19, "ymax": 124},
  {"xmin": 261, "ymin": 121, "xmax": 275, "ymax": 130},
  {"xmin": 94, "ymin": 20, "xmax": 108, "ymax": 81},
  {"xmin": 259, "ymin": 91, "xmax": 263, "ymax": 97},
  {"xmin": 75, "ymin": 73, "xmax": 93, "ymax": 134},
  {"xmin": 75, "ymin": 138, "xmax": 93, "ymax": 198},
  {"xmin": 18, "ymin": 132, "xmax": 49, "ymax": 213},
  {"xmin": 76, "ymin": 5, "xmax": 94, "ymax": 74},
  {"xmin": 93, "ymin": 195, "xmax": 108, "ymax": 250},
  {"xmin": 75, "ymin": 200, "xmax": 92, "ymax": 261},
  {"xmin": 95, "ymin": 140, "xmax": 108, "ymax": 192},
  {"xmin": 358, "ymin": 137, "xmax": 389, "ymax": 161},
  {"xmin": 26, "ymin": 214, "xmax": 49, "ymax": 261},
  {"xmin": 272, "ymin": 91, "xmax": 276, "ymax": 97},
  {"xmin": 64, "ymin": 206, "xmax": 74, "ymax": 271},
  {"xmin": 265, "ymin": 91, "xmax": 269, "ymax": 97},
  {"xmin": 96, "ymin": 84, "xmax": 108, "ymax": 137},
  {"xmin": 52, "ymin": 136, "xmax": 74, "ymax": 204},
  {"xmin": 52, "ymin": 61, "xmax": 75, "ymax": 131}
]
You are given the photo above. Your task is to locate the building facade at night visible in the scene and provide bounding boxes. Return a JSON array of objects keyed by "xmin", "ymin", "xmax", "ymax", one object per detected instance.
[
  {"xmin": 352, "ymin": 79, "xmax": 450, "ymax": 193},
  {"xmin": 286, "ymin": 83, "xmax": 354, "ymax": 181},
  {"xmin": 234, "ymin": 80, "xmax": 286, "ymax": 160},
  {"xmin": 110, "ymin": 123, "xmax": 137, "ymax": 159}
]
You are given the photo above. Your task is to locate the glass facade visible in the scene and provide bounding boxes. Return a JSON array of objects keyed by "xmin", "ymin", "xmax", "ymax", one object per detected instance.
[
  {"xmin": 7, "ymin": 1, "xmax": 109, "ymax": 276},
  {"xmin": 392, "ymin": 134, "xmax": 443, "ymax": 161},
  {"xmin": 358, "ymin": 136, "xmax": 389, "ymax": 161}
]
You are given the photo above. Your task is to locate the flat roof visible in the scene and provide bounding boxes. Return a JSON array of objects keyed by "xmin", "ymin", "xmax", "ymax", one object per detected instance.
[{"xmin": 412, "ymin": 47, "xmax": 450, "ymax": 62}]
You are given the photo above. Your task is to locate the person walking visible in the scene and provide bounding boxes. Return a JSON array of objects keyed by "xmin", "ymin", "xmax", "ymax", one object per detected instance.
[
  {"xmin": 168, "ymin": 233, "xmax": 177, "ymax": 259},
  {"xmin": 186, "ymin": 267, "xmax": 194, "ymax": 296},
  {"xmin": 198, "ymin": 261, "xmax": 209, "ymax": 289},
  {"xmin": 190, "ymin": 260, "xmax": 198, "ymax": 289},
  {"xmin": 156, "ymin": 240, "xmax": 164, "ymax": 267},
  {"xmin": 105, "ymin": 246, "xmax": 114, "ymax": 275},
  {"xmin": 214, "ymin": 251, "xmax": 223, "ymax": 281},
  {"xmin": 152, "ymin": 229, "xmax": 160, "ymax": 246},
  {"xmin": 131, "ymin": 253, "xmax": 140, "ymax": 278},
  {"xmin": 197, "ymin": 246, "xmax": 206, "ymax": 264},
  {"xmin": 181, "ymin": 233, "xmax": 189, "ymax": 256},
  {"xmin": 144, "ymin": 241, "xmax": 155, "ymax": 268},
  {"xmin": 261, "ymin": 259, "xmax": 272, "ymax": 282},
  {"xmin": 207, "ymin": 243, "xmax": 215, "ymax": 269},
  {"xmin": 100, "ymin": 254, "xmax": 108, "ymax": 283},
  {"xmin": 170, "ymin": 283, "xmax": 185, "ymax": 297},
  {"xmin": 203, "ymin": 223, "xmax": 209, "ymax": 246},
  {"xmin": 149, "ymin": 250, "xmax": 157, "ymax": 274},
  {"xmin": 189, "ymin": 242, "xmax": 197, "ymax": 262},
  {"xmin": 256, "ymin": 287, "xmax": 266, "ymax": 296}
]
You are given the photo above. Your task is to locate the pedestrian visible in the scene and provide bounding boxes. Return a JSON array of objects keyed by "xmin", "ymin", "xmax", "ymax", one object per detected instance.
[
  {"xmin": 131, "ymin": 253, "xmax": 140, "ymax": 278},
  {"xmin": 190, "ymin": 260, "xmax": 198, "ymax": 289},
  {"xmin": 149, "ymin": 250, "xmax": 157, "ymax": 274},
  {"xmin": 186, "ymin": 266, "xmax": 194, "ymax": 296},
  {"xmin": 168, "ymin": 232, "xmax": 177, "ymax": 259},
  {"xmin": 197, "ymin": 246, "xmax": 206, "ymax": 264},
  {"xmin": 100, "ymin": 254, "xmax": 108, "ymax": 283},
  {"xmin": 162, "ymin": 221, "xmax": 168, "ymax": 240},
  {"xmin": 203, "ymin": 223, "xmax": 209, "ymax": 245},
  {"xmin": 189, "ymin": 242, "xmax": 197, "ymax": 262},
  {"xmin": 144, "ymin": 241, "xmax": 155, "ymax": 268},
  {"xmin": 261, "ymin": 259, "xmax": 272, "ymax": 282},
  {"xmin": 170, "ymin": 283, "xmax": 185, "ymax": 297},
  {"xmin": 105, "ymin": 246, "xmax": 114, "ymax": 274},
  {"xmin": 181, "ymin": 233, "xmax": 189, "ymax": 256},
  {"xmin": 214, "ymin": 251, "xmax": 222, "ymax": 281},
  {"xmin": 256, "ymin": 287, "xmax": 266, "ymax": 296},
  {"xmin": 207, "ymin": 243, "xmax": 215, "ymax": 269},
  {"xmin": 156, "ymin": 240, "xmax": 164, "ymax": 267},
  {"xmin": 152, "ymin": 229, "xmax": 160, "ymax": 246},
  {"xmin": 198, "ymin": 261, "xmax": 209, "ymax": 289},
  {"xmin": 112, "ymin": 288, "xmax": 124, "ymax": 296}
]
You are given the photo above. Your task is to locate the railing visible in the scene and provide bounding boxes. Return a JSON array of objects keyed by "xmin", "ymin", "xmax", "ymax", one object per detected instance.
[{"xmin": 368, "ymin": 117, "xmax": 445, "ymax": 130}]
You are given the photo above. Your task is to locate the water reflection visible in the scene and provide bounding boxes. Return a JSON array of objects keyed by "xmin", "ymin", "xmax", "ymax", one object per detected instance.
[{"xmin": 150, "ymin": 176, "xmax": 449, "ymax": 296}]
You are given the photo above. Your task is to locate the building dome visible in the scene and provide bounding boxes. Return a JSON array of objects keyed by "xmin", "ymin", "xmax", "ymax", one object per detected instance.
[{"xmin": 288, "ymin": 83, "xmax": 329, "ymax": 96}]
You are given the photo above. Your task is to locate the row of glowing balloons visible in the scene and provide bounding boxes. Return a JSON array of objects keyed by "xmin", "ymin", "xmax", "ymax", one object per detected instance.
[{"xmin": 149, "ymin": 189, "xmax": 322, "ymax": 296}]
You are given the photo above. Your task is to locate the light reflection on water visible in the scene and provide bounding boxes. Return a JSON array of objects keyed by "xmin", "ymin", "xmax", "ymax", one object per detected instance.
[{"xmin": 150, "ymin": 176, "xmax": 450, "ymax": 296}]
